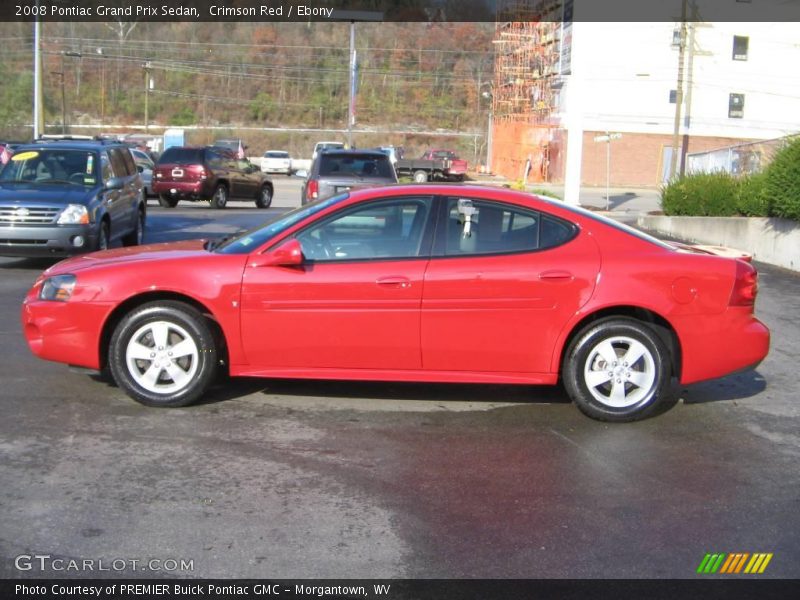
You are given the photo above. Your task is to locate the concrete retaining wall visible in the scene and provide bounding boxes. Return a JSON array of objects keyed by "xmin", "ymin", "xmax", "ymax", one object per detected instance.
[{"xmin": 637, "ymin": 215, "xmax": 800, "ymax": 272}]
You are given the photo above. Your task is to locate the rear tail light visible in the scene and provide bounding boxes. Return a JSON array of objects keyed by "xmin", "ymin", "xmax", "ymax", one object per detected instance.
[
  {"xmin": 307, "ymin": 179, "xmax": 319, "ymax": 200},
  {"xmin": 729, "ymin": 259, "xmax": 758, "ymax": 306}
]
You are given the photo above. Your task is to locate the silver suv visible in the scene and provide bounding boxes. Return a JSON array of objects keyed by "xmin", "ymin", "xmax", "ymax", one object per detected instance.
[{"xmin": 301, "ymin": 149, "xmax": 397, "ymax": 205}]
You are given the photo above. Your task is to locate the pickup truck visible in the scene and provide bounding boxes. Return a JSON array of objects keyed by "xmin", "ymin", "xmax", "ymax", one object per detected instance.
[{"xmin": 395, "ymin": 149, "xmax": 468, "ymax": 183}]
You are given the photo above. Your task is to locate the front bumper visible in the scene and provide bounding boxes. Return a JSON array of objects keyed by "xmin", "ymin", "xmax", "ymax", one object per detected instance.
[
  {"xmin": 21, "ymin": 294, "xmax": 114, "ymax": 370},
  {"xmin": 0, "ymin": 223, "xmax": 98, "ymax": 257}
]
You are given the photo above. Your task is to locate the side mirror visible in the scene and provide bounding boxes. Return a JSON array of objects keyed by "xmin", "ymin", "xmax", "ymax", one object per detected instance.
[
  {"xmin": 136, "ymin": 165, "xmax": 145, "ymax": 173},
  {"xmin": 105, "ymin": 177, "xmax": 125, "ymax": 190},
  {"xmin": 250, "ymin": 238, "xmax": 304, "ymax": 267},
  {"xmin": 294, "ymin": 169, "xmax": 308, "ymax": 178}
]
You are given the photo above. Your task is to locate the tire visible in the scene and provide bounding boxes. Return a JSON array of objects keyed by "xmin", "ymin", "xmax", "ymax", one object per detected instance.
[
  {"xmin": 210, "ymin": 184, "xmax": 228, "ymax": 209},
  {"xmin": 158, "ymin": 194, "xmax": 179, "ymax": 208},
  {"xmin": 122, "ymin": 207, "xmax": 145, "ymax": 247},
  {"xmin": 108, "ymin": 301, "xmax": 218, "ymax": 408},
  {"xmin": 255, "ymin": 184, "xmax": 273, "ymax": 208},
  {"xmin": 562, "ymin": 318, "xmax": 673, "ymax": 422},
  {"xmin": 413, "ymin": 170, "xmax": 428, "ymax": 183},
  {"xmin": 94, "ymin": 220, "xmax": 110, "ymax": 252}
]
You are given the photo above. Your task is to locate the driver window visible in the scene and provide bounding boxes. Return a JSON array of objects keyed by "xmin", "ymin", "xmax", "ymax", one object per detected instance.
[{"xmin": 297, "ymin": 197, "xmax": 431, "ymax": 261}]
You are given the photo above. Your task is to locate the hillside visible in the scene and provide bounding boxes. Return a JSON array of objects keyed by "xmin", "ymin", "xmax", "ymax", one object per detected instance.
[{"xmin": 0, "ymin": 21, "xmax": 494, "ymax": 159}]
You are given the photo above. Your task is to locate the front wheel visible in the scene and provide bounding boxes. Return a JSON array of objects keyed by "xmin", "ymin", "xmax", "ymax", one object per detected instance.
[
  {"xmin": 255, "ymin": 184, "xmax": 273, "ymax": 208},
  {"xmin": 108, "ymin": 301, "xmax": 218, "ymax": 407},
  {"xmin": 562, "ymin": 318, "xmax": 673, "ymax": 422},
  {"xmin": 210, "ymin": 184, "xmax": 228, "ymax": 209}
]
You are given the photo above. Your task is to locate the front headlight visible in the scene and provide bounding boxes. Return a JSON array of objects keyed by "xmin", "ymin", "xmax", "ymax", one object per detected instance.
[
  {"xmin": 57, "ymin": 204, "xmax": 90, "ymax": 225},
  {"xmin": 39, "ymin": 274, "xmax": 77, "ymax": 302}
]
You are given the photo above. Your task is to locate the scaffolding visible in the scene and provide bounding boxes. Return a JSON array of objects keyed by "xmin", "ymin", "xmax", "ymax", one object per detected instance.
[
  {"xmin": 491, "ymin": 1, "xmax": 565, "ymax": 182},
  {"xmin": 493, "ymin": 1, "xmax": 563, "ymax": 125}
]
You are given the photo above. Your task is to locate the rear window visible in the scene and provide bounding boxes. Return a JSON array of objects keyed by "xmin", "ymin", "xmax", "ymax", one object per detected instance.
[
  {"xmin": 319, "ymin": 154, "xmax": 395, "ymax": 179},
  {"xmin": 265, "ymin": 151, "xmax": 289, "ymax": 158},
  {"xmin": 158, "ymin": 147, "xmax": 204, "ymax": 165}
]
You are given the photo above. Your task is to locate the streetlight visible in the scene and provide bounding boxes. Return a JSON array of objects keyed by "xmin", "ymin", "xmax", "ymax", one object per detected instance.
[{"xmin": 481, "ymin": 87, "xmax": 493, "ymax": 173}]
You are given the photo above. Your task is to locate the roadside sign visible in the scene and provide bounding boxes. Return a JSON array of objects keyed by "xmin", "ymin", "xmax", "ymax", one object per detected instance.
[{"xmin": 593, "ymin": 133, "xmax": 623, "ymax": 142}]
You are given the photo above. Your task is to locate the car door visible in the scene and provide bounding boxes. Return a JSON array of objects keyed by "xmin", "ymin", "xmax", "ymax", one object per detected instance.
[
  {"xmin": 421, "ymin": 196, "xmax": 601, "ymax": 375},
  {"xmin": 239, "ymin": 195, "xmax": 435, "ymax": 370},
  {"xmin": 99, "ymin": 150, "xmax": 129, "ymax": 239}
]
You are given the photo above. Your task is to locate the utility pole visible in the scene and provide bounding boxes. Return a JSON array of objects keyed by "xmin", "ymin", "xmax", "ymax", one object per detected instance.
[
  {"xmin": 669, "ymin": 0, "xmax": 688, "ymax": 180},
  {"xmin": 143, "ymin": 61, "xmax": 152, "ymax": 132},
  {"xmin": 347, "ymin": 22, "xmax": 356, "ymax": 148},
  {"xmin": 51, "ymin": 71, "xmax": 66, "ymax": 134},
  {"xmin": 33, "ymin": 16, "xmax": 43, "ymax": 139}
]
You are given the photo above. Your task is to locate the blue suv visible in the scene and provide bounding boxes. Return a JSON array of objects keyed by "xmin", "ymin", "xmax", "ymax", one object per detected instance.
[{"xmin": 0, "ymin": 138, "xmax": 145, "ymax": 257}]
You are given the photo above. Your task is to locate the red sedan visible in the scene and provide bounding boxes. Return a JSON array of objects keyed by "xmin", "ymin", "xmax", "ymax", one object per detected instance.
[{"xmin": 21, "ymin": 185, "xmax": 769, "ymax": 422}]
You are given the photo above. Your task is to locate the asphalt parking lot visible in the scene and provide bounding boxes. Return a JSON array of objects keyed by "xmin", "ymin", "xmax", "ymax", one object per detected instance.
[{"xmin": 1, "ymin": 179, "xmax": 799, "ymax": 579}]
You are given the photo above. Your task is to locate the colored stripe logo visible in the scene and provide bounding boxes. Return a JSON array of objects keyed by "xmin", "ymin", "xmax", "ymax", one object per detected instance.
[{"xmin": 697, "ymin": 552, "xmax": 773, "ymax": 574}]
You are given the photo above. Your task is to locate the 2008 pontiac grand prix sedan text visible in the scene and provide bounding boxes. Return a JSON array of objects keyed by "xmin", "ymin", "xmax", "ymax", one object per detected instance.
[{"xmin": 21, "ymin": 185, "xmax": 769, "ymax": 422}]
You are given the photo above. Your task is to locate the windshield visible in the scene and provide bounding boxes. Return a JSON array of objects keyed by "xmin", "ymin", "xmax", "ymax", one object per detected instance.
[
  {"xmin": 214, "ymin": 193, "xmax": 349, "ymax": 254},
  {"xmin": 265, "ymin": 151, "xmax": 289, "ymax": 159},
  {"xmin": 0, "ymin": 148, "xmax": 98, "ymax": 186}
]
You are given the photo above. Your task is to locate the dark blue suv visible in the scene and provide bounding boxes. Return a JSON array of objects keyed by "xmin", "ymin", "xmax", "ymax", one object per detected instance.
[{"xmin": 0, "ymin": 138, "xmax": 145, "ymax": 257}]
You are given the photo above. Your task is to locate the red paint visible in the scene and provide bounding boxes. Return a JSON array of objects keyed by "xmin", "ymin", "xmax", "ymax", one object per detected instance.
[{"xmin": 21, "ymin": 185, "xmax": 769, "ymax": 391}]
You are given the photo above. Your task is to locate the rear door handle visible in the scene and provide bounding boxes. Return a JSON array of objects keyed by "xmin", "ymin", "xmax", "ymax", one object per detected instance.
[
  {"xmin": 376, "ymin": 276, "xmax": 411, "ymax": 289},
  {"xmin": 539, "ymin": 270, "xmax": 574, "ymax": 281}
]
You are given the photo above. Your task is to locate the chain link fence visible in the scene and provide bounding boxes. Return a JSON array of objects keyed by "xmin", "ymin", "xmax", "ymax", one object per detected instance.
[{"xmin": 686, "ymin": 134, "xmax": 798, "ymax": 176}]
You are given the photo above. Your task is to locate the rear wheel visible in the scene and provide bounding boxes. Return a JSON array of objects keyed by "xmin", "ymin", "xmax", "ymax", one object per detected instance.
[
  {"xmin": 108, "ymin": 301, "xmax": 218, "ymax": 407},
  {"xmin": 158, "ymin": 194, "xmax": 179, "ymax": 208},
  {"xmin": 122, "ymin": 207, "xmax": 145, "ymax": 247},
  {"xmin": 256, "ymin": 184, "xmax": 273, "ymax": 208},
  {"xmin": 562, "ymin": 318, "xmax": 673, "ymax": 422},
  {"xmin": 413, "ymin": 170, "xmax": 428, "ymax": 183},
  {"xmin": 210, "ymin": 184, "xmax": 228, "ymax": 209}
]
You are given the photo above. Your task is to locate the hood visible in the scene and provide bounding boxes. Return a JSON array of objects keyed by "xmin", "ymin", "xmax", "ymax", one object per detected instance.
[
  {"xmin": 0, "ymin": 182, "xmax": 94, "ymax": 205},
  {"xmin": 44, "ymin": 239, "xmax": 209, "ymax": 275}
]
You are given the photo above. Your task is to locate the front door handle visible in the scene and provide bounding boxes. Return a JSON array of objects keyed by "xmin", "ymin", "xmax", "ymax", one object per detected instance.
[
  {"xmin": 539, "ymin": 270, "xmax": 574, "ymax": 281},
  {"xmin": 376, "ymin": 276, "xmax": 411, "ymax": 289}
]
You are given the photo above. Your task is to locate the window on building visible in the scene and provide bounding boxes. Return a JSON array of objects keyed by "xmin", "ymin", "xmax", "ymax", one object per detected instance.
[
  {"xmin": 669, "ymin": 89, "xmax": 677, "ymax": 104},
  {"xmin": 729, "ymin": 93, "xmax": 745, "ymax": 118},
  {"xmin": 733, "ymin": 36, "xmax": 749, "ymax": 61},
  {"xmin": 671, "ymin": 29, "xmax": 681, "ymax": 48}
]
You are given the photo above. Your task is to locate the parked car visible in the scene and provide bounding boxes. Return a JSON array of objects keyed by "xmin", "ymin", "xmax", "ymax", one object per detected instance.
[
  {"xmin": 374, "ymin": 145, "xmax": 404, "ymax": 165},
  {"xmin": 301, "ymin": 149, "xmax": 397, "ymax": 205},
  {"xmin": 212, "ymin": 138, "xmax": 247, "ymax": 159},
  {"xmin": 0, "ymin": 138, "xmax": 146, "ymax": 257},
  {"xmin": 152, "ymin": 146, "xmax": 273, "ymax": 209},
  {"xmin": 130, "ymin": 148, "xmax": 155, "ymax": 197},
  {"xmin": 311, "ymin": 141, "xmax": 345, "ymax": 160},
  {"xmin": 261, "ymin": 150, "xmax": 292, "ymax": 175},
  {"xmin": 21, "ymin": 185, "xmax": 769, "ymax": 422},
  {"xmin": 396, "ymin": 149, "xmax": 468, "ymax": 182}
]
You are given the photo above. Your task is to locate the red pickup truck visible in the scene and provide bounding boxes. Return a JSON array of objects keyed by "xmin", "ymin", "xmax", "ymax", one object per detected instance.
[{"xmin": 395, "ymin": 149, "xmax": 468, "ymax": 182}]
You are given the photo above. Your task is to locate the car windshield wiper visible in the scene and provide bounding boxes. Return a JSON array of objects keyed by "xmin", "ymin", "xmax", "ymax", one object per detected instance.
[
  {"xmin": 35, "ymin": 179, "xmax": 79, "ymax": 185},
  {"xmin": 206, "ymin": 232, "xmax": 242, "ymax": 252}
]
